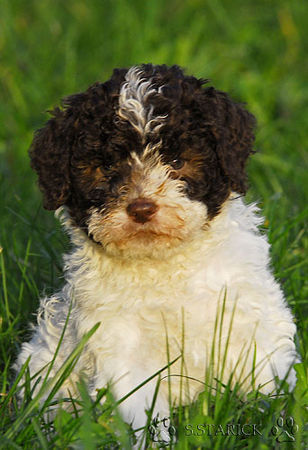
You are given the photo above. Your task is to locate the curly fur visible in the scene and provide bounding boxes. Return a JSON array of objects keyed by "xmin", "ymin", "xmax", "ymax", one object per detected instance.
[{"xmin": 17, "ymin": 64, "xmax": 297, "ymax": 435}]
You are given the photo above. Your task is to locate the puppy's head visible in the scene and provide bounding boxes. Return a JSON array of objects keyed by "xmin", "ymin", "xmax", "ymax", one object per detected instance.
[{"xmin": 30, "ymin": 64, "xmax": 255, "ymax": 258}]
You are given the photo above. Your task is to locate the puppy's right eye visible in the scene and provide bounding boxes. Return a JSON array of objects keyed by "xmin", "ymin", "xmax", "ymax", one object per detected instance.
[
  {"xmin": 170, "ymin": 158, "xmax": 185, "ymax": 170},
  {"xmin": 88, "ymin": 186, "xmax": 105, "ymax": 203}
]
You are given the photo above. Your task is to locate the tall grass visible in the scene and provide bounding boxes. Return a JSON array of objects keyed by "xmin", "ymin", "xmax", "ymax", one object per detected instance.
[{"xmin": 0, "ymin": 0, "xmax": 307, "ymax": 448}]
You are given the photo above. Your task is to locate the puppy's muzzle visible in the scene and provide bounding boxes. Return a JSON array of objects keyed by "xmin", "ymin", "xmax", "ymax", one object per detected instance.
[{"xmin": 126, "ymin": 198, "xmax": 158, "ymax": 224}]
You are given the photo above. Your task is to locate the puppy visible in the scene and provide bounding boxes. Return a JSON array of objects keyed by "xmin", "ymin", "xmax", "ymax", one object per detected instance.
[{"xmin": 16, "ymin": 64, "xmax": 298, "ymax": 433}]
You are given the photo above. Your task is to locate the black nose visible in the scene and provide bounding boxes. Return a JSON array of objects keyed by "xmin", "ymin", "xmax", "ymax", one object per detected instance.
[{"xmin": 126, "ymin": 198, "xmax": 158, "ymax": 224}]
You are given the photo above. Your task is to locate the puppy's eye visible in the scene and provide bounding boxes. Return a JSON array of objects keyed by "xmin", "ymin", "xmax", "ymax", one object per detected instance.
[
  {"xmin": 170, "ymin": 158, "xmax": 184, "ymax": 170},
  {"xmin": 89, "ymin": 186, "xmax": 105, "ymax": 203},
  {"xmin": 99, "ymin": 164, "xmax": 112, "ymax": 174}
]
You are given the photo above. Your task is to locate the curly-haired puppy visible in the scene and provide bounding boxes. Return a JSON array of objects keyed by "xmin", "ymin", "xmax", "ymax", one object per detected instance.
[{"xmin": 16, "ymin": 64, "xmax": 298, "ymax": 431}]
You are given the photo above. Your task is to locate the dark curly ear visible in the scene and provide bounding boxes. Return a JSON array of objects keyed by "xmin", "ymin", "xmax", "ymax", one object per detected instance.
[
  {"xmin": 29, "ymin": 108, "xmax": 73, "ymax": 210},
  {"xmin": 202, "ymin": 87, "xmax": 256, "ymax": 194}
]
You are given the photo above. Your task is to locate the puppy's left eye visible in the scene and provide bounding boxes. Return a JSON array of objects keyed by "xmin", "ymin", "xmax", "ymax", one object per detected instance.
[
  {"xmin": 170, "ymin": 158, "xmax": 184, "ymax": 170},
  {"xmin": 99, "ymin": 164, "xmax": 112, "ymax": 174}
]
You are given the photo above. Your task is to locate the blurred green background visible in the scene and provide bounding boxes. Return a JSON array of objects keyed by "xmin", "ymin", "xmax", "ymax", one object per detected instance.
[
  {"xmin": 0, "ymin": 0, "xmax": 307, "ymax": 356},
  {"xmin": 0, "ymin": 2, "xmax": 307, "ymax": 447}
]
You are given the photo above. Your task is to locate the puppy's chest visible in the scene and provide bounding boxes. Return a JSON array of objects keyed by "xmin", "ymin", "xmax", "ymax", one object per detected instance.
[{"xmin": 75, "ymin": 262, "xmax": 217, "ymax": 342}]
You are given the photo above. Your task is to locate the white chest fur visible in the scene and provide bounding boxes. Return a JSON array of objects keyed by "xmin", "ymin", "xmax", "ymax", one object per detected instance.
[
  {"xmin": 16, "ymin": 198, "xmax": 297, "ymax": 430},
  {"xmin": 59, "ymin": 198, "xmax": 296, "ymax": 407}
]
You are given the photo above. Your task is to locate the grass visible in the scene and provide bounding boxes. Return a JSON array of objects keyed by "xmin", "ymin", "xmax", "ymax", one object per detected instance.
[{"xmin": 0, "ymin": 0, "xmax": 307, "ymax": 448}]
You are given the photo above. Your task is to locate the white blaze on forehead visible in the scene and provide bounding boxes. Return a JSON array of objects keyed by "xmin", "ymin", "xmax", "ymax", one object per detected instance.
[
  {"xmin": 118, "ymin": 66, "xmax": 166, "ymax": 140},
  {"xmin": 129, "ymin": 151, "xmax": 143, "ymax": 167}
]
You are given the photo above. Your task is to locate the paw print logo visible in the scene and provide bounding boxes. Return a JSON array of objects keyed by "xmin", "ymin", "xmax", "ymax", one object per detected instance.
[
  {"xmin": 148, "ymin": 416, "xmax": 176, "ymax": 445},
  {"xmin": 271, "ymin": 416, "xmax": 299, "ymax": 443}
]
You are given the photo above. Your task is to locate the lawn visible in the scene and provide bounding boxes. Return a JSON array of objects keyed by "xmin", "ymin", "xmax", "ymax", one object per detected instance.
[{"xmin": 0, "ymin": 0, "xmax": 307, "ymax": 448}]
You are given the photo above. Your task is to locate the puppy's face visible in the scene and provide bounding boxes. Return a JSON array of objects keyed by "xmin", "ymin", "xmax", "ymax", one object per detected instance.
[{"xmin": 30, "ymin": 65, "xmax": 255, "ymax": 258}]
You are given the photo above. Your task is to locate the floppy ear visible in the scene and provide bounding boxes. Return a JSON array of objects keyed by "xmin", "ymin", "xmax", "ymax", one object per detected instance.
[
  {"xmin": 202, "ymin": 87, "xmax": 256, "ymax": 194},
  {"xmin": 29, "ymin": 108, "xmax": 73, "ymax": 210}
]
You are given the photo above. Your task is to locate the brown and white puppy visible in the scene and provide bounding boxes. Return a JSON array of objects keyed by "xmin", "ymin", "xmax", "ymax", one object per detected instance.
[{"xmin": 16, "ymin": 64, "xmax": 297, "ymax": 438}]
